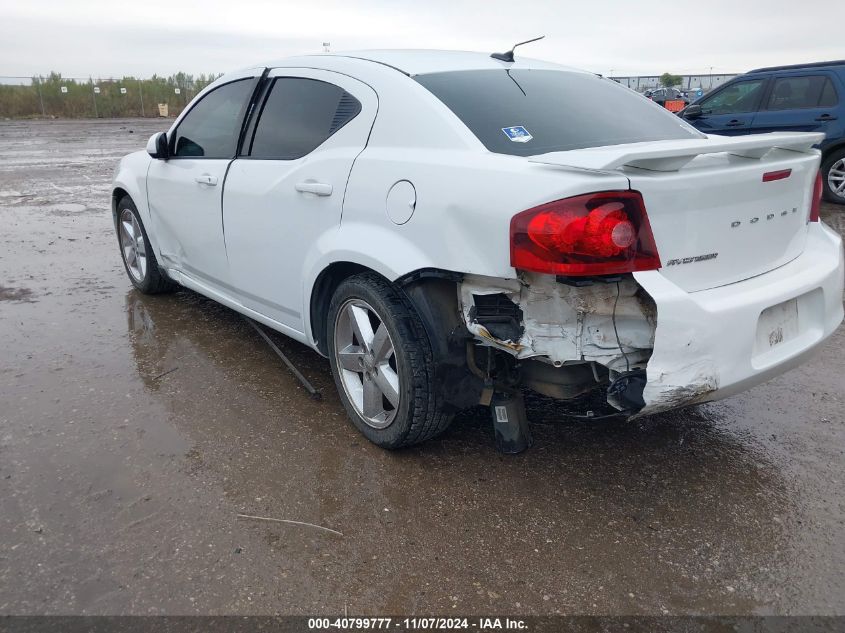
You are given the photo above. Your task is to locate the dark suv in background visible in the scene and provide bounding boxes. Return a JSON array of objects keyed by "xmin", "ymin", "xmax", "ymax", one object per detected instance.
[
  {"xmin": 680, "ymin": 60, "xmax": 845, "ymax": 204},
  {"xmin": 644, "ymin": 87, "xmax": 689, "ymax": 107}
]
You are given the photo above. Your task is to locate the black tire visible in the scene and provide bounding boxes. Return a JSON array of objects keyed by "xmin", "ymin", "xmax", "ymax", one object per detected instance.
[
  {"xmin": 115, "ymin": 195, "xmax": 176, "ymax": 294},
  {"xmin": 821, "ymin": 147, "xmax": 845, "ymax": 205},
  {"xmin": 326, "ymin": 272, "xmax": 452, "ymax": 449}
]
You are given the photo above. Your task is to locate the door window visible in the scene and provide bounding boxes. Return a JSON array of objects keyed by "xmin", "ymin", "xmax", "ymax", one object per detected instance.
[
  {"xmin": 700, "ymin": 79, "xmax": 766, "ymax": 115},
  {"xmin": 172, "ymin": 79, "xmax": 256, "ymax": 158},
  {"xmin": 764, "ymin": 75, "xmax": 832, "ymax": 110},
  {"xmin": 248, "ymin": 77, "xmax": 362, "ymax": 159},
  {"xmin": 818, "ymin": 78, "xmax": 839, "ymax": 107}
]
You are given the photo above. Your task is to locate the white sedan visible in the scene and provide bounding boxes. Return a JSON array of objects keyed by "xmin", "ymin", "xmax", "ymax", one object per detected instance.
[{"xmin": 112, "ymin": 50, "xmax": 844, "ymax": 448}]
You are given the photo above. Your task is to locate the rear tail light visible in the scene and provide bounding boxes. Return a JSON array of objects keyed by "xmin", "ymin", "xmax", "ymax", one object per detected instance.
[
  {"xmin": 809, "ymin": 171, "xmax": 822, "ymax": 222},
  {"xmin": 509, "ymin": 190, "xmax": 661, "ymax": 276}
]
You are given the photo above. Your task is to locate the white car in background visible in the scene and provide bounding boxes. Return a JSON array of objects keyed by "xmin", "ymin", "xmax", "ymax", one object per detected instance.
[{"xmin": 112, "ymin": 50, "xmax": 844, "ymax": 448}]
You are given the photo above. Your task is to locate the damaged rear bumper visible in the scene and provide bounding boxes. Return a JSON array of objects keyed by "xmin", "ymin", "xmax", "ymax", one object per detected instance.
[
  {"xmin": 457, "ymin": 222, "xmax": 843, "ymax": 416},
  {"xmin": 633, "ymin": 221, "xmax": 844, "ymax": 414}
]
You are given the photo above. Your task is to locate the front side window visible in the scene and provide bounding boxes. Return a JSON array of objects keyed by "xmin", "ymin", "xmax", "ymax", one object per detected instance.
[
  {"xmin": 248, "ymin": 77, "xmax": 361, "ymax": 159},
  {"xmin": 765, "ymin": 75, "xmax": 835, "ymax": 110},
  {"xmin": 414, "ymin": 69, "xmax": 701, "ymax": 157},
  {"xmin": 699, "ymin": 79, "xmax": 766, "ymax": 115},
  {"xmin": 172, "ymin": 79, "xmax": 255, "ymax": 158}
]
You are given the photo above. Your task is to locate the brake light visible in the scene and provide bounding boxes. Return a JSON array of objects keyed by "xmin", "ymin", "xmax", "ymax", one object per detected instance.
[
  {"xmin": 809, "ymin": 171, "xmax": 822, "ymax": 222},
  {"xmin": 510, "ymin": 191, "xmax": 661, "ymax": 276}
]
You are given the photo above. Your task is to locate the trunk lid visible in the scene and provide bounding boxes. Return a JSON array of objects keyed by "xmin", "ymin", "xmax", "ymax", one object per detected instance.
[{"xmin": 530, "ymin": 133, "xmax": 823, "ymax": 292}]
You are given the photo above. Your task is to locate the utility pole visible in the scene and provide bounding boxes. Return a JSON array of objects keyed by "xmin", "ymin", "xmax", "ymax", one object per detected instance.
[
  {"xmin": 138, "ymin": 79, "xmax": 145, "ymax": 117},
  {"xmin": 35, "ymin": 76, "xmax": 46, "ymax": 117},
  {"xmin": 90, "ymin": 77, "xmax": 98, "ymax": 118}
]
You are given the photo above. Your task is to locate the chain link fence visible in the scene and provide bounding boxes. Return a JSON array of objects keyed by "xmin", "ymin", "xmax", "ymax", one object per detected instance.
[{"xmin": 0, "ymin": 72, "xmax": 220, "ymax": 119}]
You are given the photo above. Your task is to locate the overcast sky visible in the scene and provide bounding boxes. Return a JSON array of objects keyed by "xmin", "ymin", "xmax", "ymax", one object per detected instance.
[{"xmin": 0, "ymin": 0, "xmax": 840, "ymax": 80}]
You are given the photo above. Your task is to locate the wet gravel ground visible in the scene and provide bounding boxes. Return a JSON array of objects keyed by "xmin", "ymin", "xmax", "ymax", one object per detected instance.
[{"xmin": 0, "ymin": 119, "xmax": 844, "ymax": 616}]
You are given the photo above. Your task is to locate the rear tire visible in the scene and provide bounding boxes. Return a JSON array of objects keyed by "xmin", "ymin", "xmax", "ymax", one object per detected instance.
[
  {"xmin": 327, "ymin": 272, "xmax": 452, "ymax": 449},
  {"xmin": 821, "ymin": 148, "xmax": 845, "ymax": 205},
  {"xmin": 116, "ymin": 195, "xmax": 176, "ymax": 294}
]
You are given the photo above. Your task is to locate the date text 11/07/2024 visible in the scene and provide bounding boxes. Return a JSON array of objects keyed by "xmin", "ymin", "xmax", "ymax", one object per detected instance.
[{"xmin": 307, "ymin": 617, "xmax": 528, "ymax": 630}]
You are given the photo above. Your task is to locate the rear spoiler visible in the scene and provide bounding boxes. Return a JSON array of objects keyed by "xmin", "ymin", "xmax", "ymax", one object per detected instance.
[{"xmin": 528, "ymin": 132, "xmax": 825, "ymax": 172}]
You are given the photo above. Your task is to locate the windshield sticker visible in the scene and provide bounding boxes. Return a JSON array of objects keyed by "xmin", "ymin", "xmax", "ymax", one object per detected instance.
[{"xmin": 502, "ymin": 126, "xmax": 533, "ymax": 143}]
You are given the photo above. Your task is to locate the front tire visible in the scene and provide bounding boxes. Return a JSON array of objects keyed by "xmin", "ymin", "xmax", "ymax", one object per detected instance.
[
  {"xmin": 822, "ymin": 148, "xmax": 845, "ymax": 204},
  {"xmin": 327, "ymin": 273, "xmax": 452, "ymax": 449},
  {"xmin": 116, "ymin": 196, "xmax": 175, "ymax": 294}
]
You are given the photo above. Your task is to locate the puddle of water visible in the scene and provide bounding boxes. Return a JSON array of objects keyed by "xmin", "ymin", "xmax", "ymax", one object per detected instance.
[{"xmin": 0, "ymin": 286, "xmax": 36, "ymax": 302}]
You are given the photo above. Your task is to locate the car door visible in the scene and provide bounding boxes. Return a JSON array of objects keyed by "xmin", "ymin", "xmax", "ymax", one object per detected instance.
[
  {"xmin": 686, "ymin": 77, "xmax": 768, "ymax": 135},
  {"xmin": 748, "ymin": 73, "xmax": 839, "ymax": 137},
  {"xmin": 222, "ymin": 69, "xmax": 377, "ymax": 331},
  {"xmin": 146, "ymin": 73, "xmax": 258, "ymax": 288}
]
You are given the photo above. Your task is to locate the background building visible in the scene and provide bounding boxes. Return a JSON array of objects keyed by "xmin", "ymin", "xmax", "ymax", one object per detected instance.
[{"xmin": 610, "ymin": 73, "xmax": 739, "ymax": 94}]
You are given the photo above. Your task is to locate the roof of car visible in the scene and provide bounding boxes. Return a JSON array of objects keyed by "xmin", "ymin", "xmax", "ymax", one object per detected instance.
[
  {"xmin": 747, "ymin": 60, "xmax": 845, "ymax": 74},
  {"xmin": 266, "ymin": 49, "xmax": 585, "ymax": 77}
]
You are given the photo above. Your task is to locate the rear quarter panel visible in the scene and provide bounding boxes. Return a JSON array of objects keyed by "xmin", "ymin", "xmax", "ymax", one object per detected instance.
[
  {"xmin": 305, "ymin": 66, "xmax": 631, "ymax": 293},
  {"xmin": 336, "ymin": 147, "xmax": 630, "ymax": 281}
]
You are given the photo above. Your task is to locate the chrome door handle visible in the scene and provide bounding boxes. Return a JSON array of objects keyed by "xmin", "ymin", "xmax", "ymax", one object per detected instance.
[
  {"xmin": 295, "ymin": 181, "xmax": 332, "ymax": 196},
  {"xmin": 195, "ymin": 174, "xmax": 218, "ymax": 186}
]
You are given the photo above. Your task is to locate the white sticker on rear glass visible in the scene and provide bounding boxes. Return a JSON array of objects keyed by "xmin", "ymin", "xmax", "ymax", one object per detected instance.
[{"xmin": 502, "ymin": 126, "xmax": 532, "ymax": 143}]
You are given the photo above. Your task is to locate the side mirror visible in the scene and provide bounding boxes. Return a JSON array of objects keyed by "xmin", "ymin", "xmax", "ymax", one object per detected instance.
[
  {"xmin": 683, "ymin": 104, "xmax": 703, "ymax": 119},
  {"xmin": 146, "ymin": 132, "xmax": 169, "ymax": 159}
]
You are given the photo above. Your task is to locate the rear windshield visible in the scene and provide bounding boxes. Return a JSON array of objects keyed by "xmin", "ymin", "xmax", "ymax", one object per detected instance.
[{"xmin": 415, "ymin": 69, "xmax": 703, "ymax": 156}]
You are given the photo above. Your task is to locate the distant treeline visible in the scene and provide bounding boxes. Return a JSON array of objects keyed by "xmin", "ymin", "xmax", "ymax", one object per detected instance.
[{"xmin": 0, "ymin": 72, "xmax": 221, "ymax": 119}]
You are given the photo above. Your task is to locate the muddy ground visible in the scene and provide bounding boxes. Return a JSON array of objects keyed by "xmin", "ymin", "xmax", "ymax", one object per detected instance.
[{"xmin": 0, "ymin": 119, "xmax": 844, "ymax": 616}]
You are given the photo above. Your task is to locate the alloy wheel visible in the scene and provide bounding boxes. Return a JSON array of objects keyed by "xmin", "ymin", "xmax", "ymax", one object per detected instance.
[
  {"xmin": 119, "ymin": 208, "xmax": 148, "ymax": 283},
  {"xmin": 333, "ymin": 299, "xmax": 400, "ymax": 429},
  {"xmin": 829, "ymin": 157, "xmax": 845, "ymax": 199}
]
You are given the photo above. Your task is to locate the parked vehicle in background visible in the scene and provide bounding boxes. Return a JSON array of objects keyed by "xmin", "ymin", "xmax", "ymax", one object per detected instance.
[
  {"xmin": 112, "ymin": 50, "xmax": 844, "ymax": 449},
  {"xmin": 644, "ymin": 87, "xmax": 690, "ymax": 107},
  {"xmin": 681, "ymin": 60, "xmax": 845, "ymax": 204}
]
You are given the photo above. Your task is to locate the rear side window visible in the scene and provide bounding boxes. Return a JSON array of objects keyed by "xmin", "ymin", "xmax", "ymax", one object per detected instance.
[
  {"xmin": 249, "ymin": 77, "xmax": 361, "ymax": 159},
  {"xmin": 414, "ymin": 69, "xmax": 701, "ymax": 157},
  {"xmin": 765, "ymin": 75, "xmax": 833, "ymax": 110},
  {"xmin": 699, "ymin": 79, "xmax": 766, "ymax": 115},
  {"xmin": 172, "ymin": 79, "xmax": 255, "ymax": 158},
  {"xmin": 819, "ymin": 78, "xmax": 838, "ymax": 107}
]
